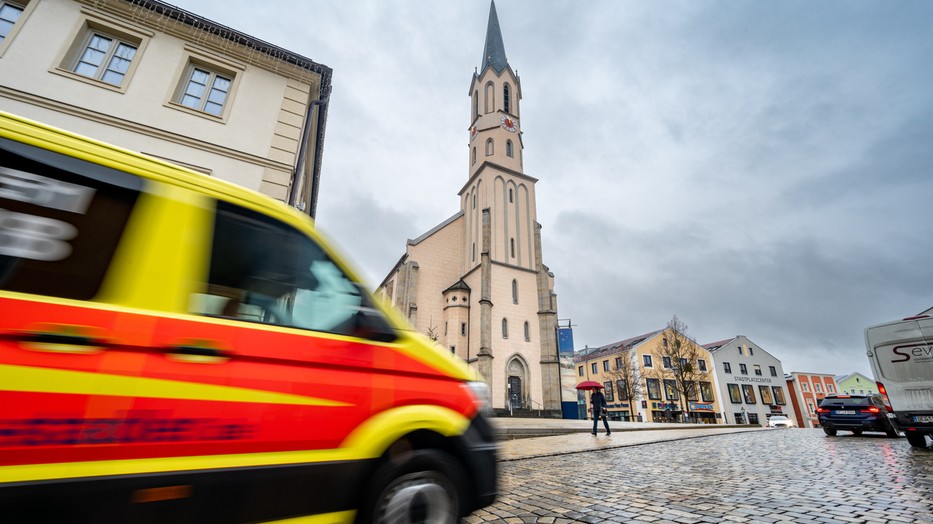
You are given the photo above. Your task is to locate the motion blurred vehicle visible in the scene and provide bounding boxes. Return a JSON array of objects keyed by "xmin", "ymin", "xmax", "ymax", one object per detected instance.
[
  {"xmin": 0, "ymin": 111, "xmax": 497, "ymax": 523},
  {"xmin": 767, "ymin": 415, "xmax": 793, "ymax": 428},
  {"xmin": 816, "ymin": 394, "xmax": 898, "ymax": 437},
  {"xmin": 866, "ymin": 311, "xmax": 933, "ymax": 449}
]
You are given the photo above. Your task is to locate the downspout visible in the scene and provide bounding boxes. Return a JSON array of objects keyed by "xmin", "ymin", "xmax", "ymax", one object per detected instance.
[{"xmin": 289, "ymin": 89, "xmax": 331, "ymax": 215}]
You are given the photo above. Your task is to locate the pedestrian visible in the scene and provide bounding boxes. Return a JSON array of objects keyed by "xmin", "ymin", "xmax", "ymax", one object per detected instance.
[{"xmin": 591, "ymin": 388, "xmax": 610, "ymax": 436}]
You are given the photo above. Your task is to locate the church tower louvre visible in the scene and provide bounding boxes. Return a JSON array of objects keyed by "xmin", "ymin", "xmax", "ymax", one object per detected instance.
[{"xmin": 378, "ymin": 0, "xmax": 560, "ymax": 416}]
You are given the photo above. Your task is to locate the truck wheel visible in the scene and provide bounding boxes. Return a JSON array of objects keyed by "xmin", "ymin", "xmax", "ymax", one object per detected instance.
[
  {"xmin": 906, "ymin": 433, "xmax": 928, "ymax": 448},
  {"xmin": 358, "ymin": 449, "xmax": 466, "ymax": 524},
  {"xmin": 823, "ymin": 427, "xmax": 837, "ymax": 436}
]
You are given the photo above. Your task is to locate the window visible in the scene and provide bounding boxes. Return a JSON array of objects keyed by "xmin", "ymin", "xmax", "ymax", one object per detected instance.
[
  {"xmin": 503, "ymin": 83, "xmax": 511, "ymax": 113},
  {"xmin": 814, "ymin": 383, "xmax": 823, "ymax": 393},
  {"xmin": 739, "ymin": 363, "xmax": 748, "ymax": 375},
  {"xmin": 0, "ymin": 136, "xmax": 142, "ymax": 300},
  {"xmin": 748, "ymin": 347, "xmax": 754, "ymax": 356},
  {"xmin": 807, "ymin": 401, "xmax": 815, "ymax": 414},
  {"xmin": 801, "ymin": 382, "xmax": 809, "ymax": 392},
  {"xmin": 664, "ymin": 380, "xmax": 680, "ymax": 400},
  {"xmin": 603, "ymin": 382, "xmax": 613, "ymax": 402},
  {"xmin": 510, "ymin": 238, "xmax": 515, "ymax": 258},
  {"xmin": 686, "ymin": 381, "xmax": 698, "ymax": 401},
  {"xmin": 827, "ymin": 384, "xmax": 835, "ymax": 393},
  {"xmin": 179, "ymin": 66, "xmax": 232, "ymax": 116},
  {"xmin": 662, "ymin": 337, "xmax": 668, "ymax": 348},
  {"xmin": 741, "ymin": 385, "xmax": 757, "ymax": 404},
  {"xmin": 506, "ymin": 140, "xmax": 513, "ymax": 157},
  {"xmin": 680, "ymin": 358, "xmax": 688, "ymax": 370},
  {"xmin": 753, "ymin": 365, "xmax": 762, "ymax": 376},
  {"xmin": 0, "ymin": 1, "xmax": 25, "ymax": 45},
  {"xmin": 591, "ymin": 362, "xmax": 597, "ymax": 374},
  {"xmin": 460, "ymin": 322, "xmax": 466, "ymax": 336},
  {"xmin": 603, "ymin": 360, "xmax": 610, "ymax": 372},
  {"xmin": 578, "ymin": 366, "xmax": 584, "ymax": 377},
  {"xmin": 662, "ymin": 356, "xmax": 672, "ymax": 369},
  {"xmin": 698, "ymin": 359, "xmax": 707, "ymax": 372},
  {"xmin": 643, "ymin": 355, "xmax": 653, "ymax": 367},
  {"xmin": 700, "ymin": 382, "xmax": 715, "ymax": 402},
  {"xmin": 484, "ymin": 81, "xmax": 494, "ymax": 113},
  {"xmin": 728, "ymin": 384, "xmax": 742, "ymax": 404},
  {"xmin": 646, "ymin": 378, "xmax": 661, "ymax": 400},
  {"xmin": 472, "ymin": 193, "xmax": 476, "ymax": 209},
  {"xmin": 508, "ymin": 188, "xmax": 513, "ymax": 203},
  {"xmin": 72, "ymin": 33, "xmax": 137, "ymax": 86},
  {"xmin": 501, "ymin": 318, "xmax": 508, "ymax": 339},
  {"xmin": 472, "ymin": 242, "xmax": 476, "ymax": 262},
  {"xmin": 738, "ymin": 346, "xmax": 744, "ymax": 355},
  {"xmin": 473, "ymin": 91, "xmax": 479, "ymax": 119},
  {"xmin": 769, "ymin": 366, "xmax": 777, "ymax": 377},
  {"xmin": 512, "ymin": 279, "xmax": 518, "ymax": 303},
  {"xmin": 772, "ymin": 386, "xmax": 786, "ymax": 405},
  {"xmin": 472, "ymin": 147, "xmax": 476, "ymax": 165},
  {"xmin": 723, "ymin": 362, "xmax": 732, "ymax": 373},
  {"xmin": 523, "ymin": 321, "xmax": 530, "ymax": 342},
  {"xmin": 485, "ymin": 138, "xmax": 494, "ymax": 156},
  {"xmin": 617, "ymin": 380, "xmax": 628, "ymax": 400},
  {"xmin": 450, "ymin": 346, "xmax": 455, "ymax": 354},
  {"xmin": 191, "ymin": 201, "xmax": 387, "ymax": 340},
  {"xmin": 758, "ymin": 385, "xmax": 774, "ymax": 405},
  {"xmin": 615, "ymin": 357, "xmax": 622, "ymax": 369}
]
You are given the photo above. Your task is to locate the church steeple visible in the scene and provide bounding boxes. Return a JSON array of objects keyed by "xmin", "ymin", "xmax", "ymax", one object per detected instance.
[{"xmin": 481, "ymin": 0, "xmax": 508, "ymax": 75}]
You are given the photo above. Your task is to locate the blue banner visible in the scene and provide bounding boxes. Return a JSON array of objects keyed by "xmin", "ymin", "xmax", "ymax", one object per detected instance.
[{"xmin": 557, "ymin": 327, "xmax": 574, "ymax": 354}]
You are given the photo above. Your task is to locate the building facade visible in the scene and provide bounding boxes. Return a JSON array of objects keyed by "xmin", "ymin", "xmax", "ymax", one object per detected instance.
[
  {"xmin": 377, "ymin": 1, "xmax": 560, "ymax": 415},
  {"xmin": 575, "ymin": 328, "xmax": 722, "ymax": 424},
  {"xmin": 835, "ymin": 372, "xmax": 879, "ymax": 395},
  {"xmin": 704, "ymin": 336, "xmax": 796, "ymax": 426},
  {"xmin": 786, "ymin": 372, "xmax": 839, "ymax": 428},
  {"xmin": 0, "ymin": 0, "xmax": 331, "ymax": 215}
]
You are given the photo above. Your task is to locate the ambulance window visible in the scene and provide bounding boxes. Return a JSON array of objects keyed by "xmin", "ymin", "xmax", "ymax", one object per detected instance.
[
  {"xmin": 200, "ymin": 201, "xmax": 379, "ymax": 338},
  {"xmin": 0, "ymin": 137, "xmax": 141, "ymax": 299}
]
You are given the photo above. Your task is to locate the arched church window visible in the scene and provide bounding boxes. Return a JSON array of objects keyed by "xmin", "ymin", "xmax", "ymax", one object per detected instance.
[
  {"xmin": 508, "ymin": 188, "xmax": 513, "ymax": 203},
  {"xmin": 472, "ymin": 147, "xmax": 476, "ymax": 165},
  {"xmin": 524, "ymin": 321, "xmax": 530, "ymax": 342},
  {"xmin": 485, "ymin": 138, "xmax": 494, "ymax": 156},
  {"xmin": 502, "ymin": 318, "xmax": 508, "ymax": 339},
  {"xmin": 510, "ymin": 238, "xmax": 515, "ymax": 258},
  {"xmin": 512, "ymin": 279, "xmax": 518, "ymax": 304},
  {"xmin": 506, "ymin": 140, "xmax": 513, "ymax": 157},
  {"xmin": 473, "ymin": 90, "xmax": 479, "ymax": 119},
  {"xmin": 472, "ymin": 192, "xmax": 476, "ymax": 209},
  {"xmin": 485, "ymin": 81, "xmax": 494, "ymax": 113},
  {"xmin": 503, "ymin": 83, "xmax": 511, "ymax": 113},
  {"xmin": 472, "ymin": 242, "xmax": 476, "ymax": 261}
]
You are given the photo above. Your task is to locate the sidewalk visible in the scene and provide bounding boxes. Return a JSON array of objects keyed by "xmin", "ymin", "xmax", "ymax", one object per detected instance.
[{"xmin": 490, "ymin": 417, "xmax": 765, "ymax": 460}]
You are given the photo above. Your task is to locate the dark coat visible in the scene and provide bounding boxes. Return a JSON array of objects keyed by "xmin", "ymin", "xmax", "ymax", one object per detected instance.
[{"xmin": 591, "ymin": 390, "xmax": 607, "ymax": 416}]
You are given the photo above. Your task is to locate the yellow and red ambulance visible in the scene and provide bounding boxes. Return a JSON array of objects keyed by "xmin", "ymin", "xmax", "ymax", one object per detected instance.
[{"xmin": 0, "ymin": 111, "xmax": 496, "ymax": 523}]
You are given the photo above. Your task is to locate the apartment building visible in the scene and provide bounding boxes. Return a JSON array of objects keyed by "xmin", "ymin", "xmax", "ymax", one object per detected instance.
[
  {"xmin": 786, "ymin": 372, "xmax": 838, "ymax": 428},
  {"xmin": 0, "ymin": 0, "xmax": 331, "ymax": 215}
]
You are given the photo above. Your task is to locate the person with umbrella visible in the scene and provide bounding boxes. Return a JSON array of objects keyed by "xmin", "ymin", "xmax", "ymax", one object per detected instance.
[{"xmin": 577, "ymin": 381, "xmax": 611, "ymax": 436}]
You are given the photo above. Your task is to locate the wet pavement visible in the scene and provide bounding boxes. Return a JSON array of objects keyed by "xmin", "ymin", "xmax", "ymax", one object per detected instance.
[{"xmin": 471, "ymin": 422, "xmax": 933, "ymax": 523}]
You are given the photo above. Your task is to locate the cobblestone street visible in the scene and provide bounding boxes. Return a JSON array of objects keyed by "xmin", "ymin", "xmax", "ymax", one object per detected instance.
[{"xmin": 467, "ymin": 430, "xmax": 933, "ymax": 523}]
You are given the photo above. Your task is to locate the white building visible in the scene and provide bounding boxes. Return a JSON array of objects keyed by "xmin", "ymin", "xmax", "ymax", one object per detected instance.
[
  {"xmin": 0, "ymin": 0, "xmax": 331, "ymax": 215},
  {"xmin": 378, "ymin": 1, "xmax": 560, "ymax": 415},
  {"xmin": 705, "ymin": 336, "xmax": 797, "ymax": 426}
]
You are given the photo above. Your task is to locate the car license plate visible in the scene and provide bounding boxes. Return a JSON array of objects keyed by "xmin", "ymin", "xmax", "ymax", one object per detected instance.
[
  {"xmin": 914, "ymin": 415, "xmax": 933, "ymax": 423},
  {"xmin": 835, "ymin": 410, "xmax": 856, "ymax": 415}
]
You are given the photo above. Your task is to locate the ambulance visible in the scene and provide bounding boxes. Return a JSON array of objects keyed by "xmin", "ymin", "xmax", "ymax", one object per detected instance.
[{"xmin": 0, "ymin": 111, "xmax": 497, "ymax": 522}]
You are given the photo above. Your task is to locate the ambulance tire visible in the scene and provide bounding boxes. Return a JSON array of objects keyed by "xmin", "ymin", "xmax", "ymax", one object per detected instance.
[{"xmin": 359, "ymin": 449, "xmax": 466, "ymax": 524}]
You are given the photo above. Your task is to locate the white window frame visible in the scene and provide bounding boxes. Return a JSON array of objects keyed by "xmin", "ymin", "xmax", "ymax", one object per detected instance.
[
  {"xmin": 53, "ymin": 11, "xmax": 151, "ymax": 93},
  {"xmin": 0, "ymin": 0, "xmax": 34, "ymax": 58},
  {"xmin": 167, "ymin": 46, "xmax": 244, "ymax": 121}
]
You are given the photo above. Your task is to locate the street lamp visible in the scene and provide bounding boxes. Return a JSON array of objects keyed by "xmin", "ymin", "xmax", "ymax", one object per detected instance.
[{"xmin": 740, "ymin": 406, "xmax": 746, "ymax": 425}]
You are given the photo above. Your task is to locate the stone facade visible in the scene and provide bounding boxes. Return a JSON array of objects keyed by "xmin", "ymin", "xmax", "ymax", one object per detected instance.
[{"xmin": 378, "ymin": 2, "xmax": 560, "ymax": 415}]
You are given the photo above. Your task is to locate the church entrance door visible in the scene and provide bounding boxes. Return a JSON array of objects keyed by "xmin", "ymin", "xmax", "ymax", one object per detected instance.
[{"xmin": 508, "ymin": 376, "xmax": 522, "ymax": 410}]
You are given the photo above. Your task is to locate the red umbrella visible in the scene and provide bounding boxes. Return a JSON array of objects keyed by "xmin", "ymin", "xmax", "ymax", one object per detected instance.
[{"xmin": 575, "ymin": 380, "xmax": 603, "ymax": 390}]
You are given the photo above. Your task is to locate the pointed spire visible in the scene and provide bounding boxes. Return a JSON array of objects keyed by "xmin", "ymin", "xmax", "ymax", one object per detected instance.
[{"xmin": 481, "ymin": 0, "xmax": 508, "ymax": 74}]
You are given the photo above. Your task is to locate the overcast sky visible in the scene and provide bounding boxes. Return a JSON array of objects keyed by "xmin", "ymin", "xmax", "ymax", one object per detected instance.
[{"xmin": 176, "ymin": 0, "xmax": 933, "ymax": 377}]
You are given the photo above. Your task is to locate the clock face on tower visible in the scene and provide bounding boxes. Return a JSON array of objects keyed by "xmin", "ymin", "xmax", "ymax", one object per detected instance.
[{"xmin": 501, "ymin": 116, "xmax": 518, "ymax": 132}]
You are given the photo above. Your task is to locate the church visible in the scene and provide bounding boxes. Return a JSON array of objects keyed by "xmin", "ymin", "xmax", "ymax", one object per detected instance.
[{"xmin": 378, "ymin": 1, "xmax": 561, "ymax": 416}]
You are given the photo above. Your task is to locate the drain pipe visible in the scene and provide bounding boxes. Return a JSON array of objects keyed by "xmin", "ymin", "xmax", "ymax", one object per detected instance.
[{"xmin": 289, "ymin": 90, "xmax": 330, "ymax": 215}]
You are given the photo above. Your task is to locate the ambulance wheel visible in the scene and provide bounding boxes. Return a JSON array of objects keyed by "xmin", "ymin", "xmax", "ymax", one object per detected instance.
[
  {"xmin": 359, "ymin": 449, "xmax": 466, "ymax": 524},
  {"xmin": 906, "ymin": 432, "xmax": 928, "ymax": 448}
]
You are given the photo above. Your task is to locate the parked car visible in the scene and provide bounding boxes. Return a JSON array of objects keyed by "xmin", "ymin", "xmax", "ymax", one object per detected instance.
[
  {"xmin": 817, "ymin": 394, "xmax": 898, "ymax": 437},
  {"xmin": 768, "ymin": 415, "xmax": 794, "ymax": 428}
]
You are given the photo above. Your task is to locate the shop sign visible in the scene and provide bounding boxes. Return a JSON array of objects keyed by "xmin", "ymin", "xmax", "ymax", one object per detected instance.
[{"xmin": 689, "ymin": 402, "xmax": 714, "ymax": 412}]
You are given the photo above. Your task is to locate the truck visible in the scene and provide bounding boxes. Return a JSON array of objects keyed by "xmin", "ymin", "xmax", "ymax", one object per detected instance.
[{"xmin": 865, "ymin": 308, "xmax": 933, "ymax": 449}]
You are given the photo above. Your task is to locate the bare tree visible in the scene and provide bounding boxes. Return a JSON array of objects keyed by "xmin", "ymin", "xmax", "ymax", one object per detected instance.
[
  {"xmin": 647, "ymin": 316, "xmax": 712, "ymax": 422},
  {"xmin": 605, "ymin": 349, "xmax": 644, "ymax": 422}
]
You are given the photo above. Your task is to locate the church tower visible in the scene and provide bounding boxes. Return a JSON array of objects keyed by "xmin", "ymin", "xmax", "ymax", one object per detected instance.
[{"xmin": 378, "ymin": 0, "xmax": 560, "ymax": 415}]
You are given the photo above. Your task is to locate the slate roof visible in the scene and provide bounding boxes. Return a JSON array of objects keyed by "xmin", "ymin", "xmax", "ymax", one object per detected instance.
[{"xmin": 481, "ymin": 0, "xmax": 509, "ymax": 74}]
